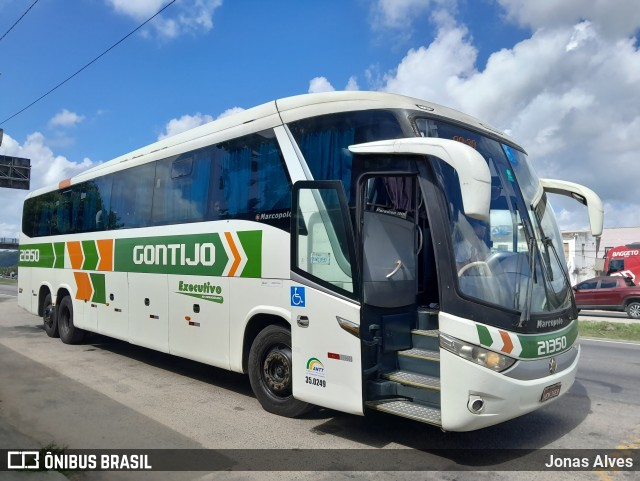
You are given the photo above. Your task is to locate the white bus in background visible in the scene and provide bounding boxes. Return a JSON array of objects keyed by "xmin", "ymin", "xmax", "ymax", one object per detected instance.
[{"xmin": 18, "ymin": 91, "xmax": 603, "ymax": 431}]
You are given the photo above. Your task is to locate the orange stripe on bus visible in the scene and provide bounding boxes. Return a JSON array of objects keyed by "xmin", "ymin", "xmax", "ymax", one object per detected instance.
[
  {"xmin": 224, "ymin": 232, "xmax": 241, "ymax": 277},
  {"xmin": 73, "ymin": 272, "xmax": 93, "ymax": 301},
  {"xmin": 67, "ymin": 241, "xmax": 84, "ymax": 270},
  {"xmin": 58, "ymin": 178, "xmax": 71, "ymax": 189},
  {"xmin": 499, "ymin": 330, "xmax": 514, "ymax": 354},
  {"xmin": 96, "ymin": 239, "xmax": 114, "ymax": 271}
]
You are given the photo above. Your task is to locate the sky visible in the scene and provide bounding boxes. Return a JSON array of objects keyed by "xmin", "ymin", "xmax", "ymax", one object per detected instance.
[{"xmin": 1, "ymin": 0, "xmax": 639, "ymax": 239}]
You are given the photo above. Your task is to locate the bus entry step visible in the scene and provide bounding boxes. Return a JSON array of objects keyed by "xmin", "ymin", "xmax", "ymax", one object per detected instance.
[{"xmin": 366, "ymin": 399, "xmax": 441, "ymax": 426}]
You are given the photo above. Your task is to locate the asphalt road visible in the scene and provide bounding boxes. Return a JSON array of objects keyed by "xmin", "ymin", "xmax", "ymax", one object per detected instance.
[{"xmin": 0, "ymin": 282, "xmax": 638, "ymax": 480}]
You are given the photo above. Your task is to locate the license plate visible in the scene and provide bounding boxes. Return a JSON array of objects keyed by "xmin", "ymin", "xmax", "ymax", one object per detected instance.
[{"xmin": 540, "ymin": 382, "xmax": 562, "ymax": 402}]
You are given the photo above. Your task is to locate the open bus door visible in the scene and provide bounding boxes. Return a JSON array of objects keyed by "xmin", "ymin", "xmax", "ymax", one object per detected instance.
[{"xmin": 290, "ymin": 181, "xmax": 364, "ymax": 415}]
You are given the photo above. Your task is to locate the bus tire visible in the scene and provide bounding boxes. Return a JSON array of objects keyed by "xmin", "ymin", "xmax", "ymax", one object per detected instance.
[
  {"xmin": 248, "ymin": 325, "xmax": 312, "ymax": 418},
  {"xmin": 42, "ymin": 293, "xmax": 59, "ymax": 338},
  {"xmin": 57, "ymin": 296, "xmax": 85, "ymax": 344},
  {"xmin": 626, "ymin": 301, "xmax": 640, "ymax": 319}
]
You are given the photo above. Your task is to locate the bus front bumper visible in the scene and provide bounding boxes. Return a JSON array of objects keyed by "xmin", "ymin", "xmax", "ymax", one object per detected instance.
[{"xmin": 439, "ymin": 344, "xmax": 580, "ymax": 432}]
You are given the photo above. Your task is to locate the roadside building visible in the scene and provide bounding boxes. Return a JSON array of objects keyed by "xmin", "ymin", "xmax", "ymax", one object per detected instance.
[{"xmin": 561, "ymin": 227, "xmax": 640, "ymax": 285}]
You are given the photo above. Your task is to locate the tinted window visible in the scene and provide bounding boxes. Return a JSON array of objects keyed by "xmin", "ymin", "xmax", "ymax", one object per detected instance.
[
  {"xmin": 22, "ymin": 129, "xmax": 292, "ymax": 236},
  {"xmin": 599, "ymin": 280, "xmax": 618, "ymax": 289},
  {"xmin": 609, "ymin": 259, "xmax": 624, "ymax": 273},
  {"xmin": 209, "ymin": 130, "xmax": 291, "ymax": 227},
  {"xmin": 109, "ymin": 162, "xmax": 156, "ymax": 229},
  {"xmin": 288, "ymin": 110, "xmax": 404, "ymax": 202},
  {"xmin": 153, "ymin": 150, "xmax": 211, "ymax": 225},
  {"xmin": 577, "ymin": 280, "xmax": 598, "ymax": 289}
]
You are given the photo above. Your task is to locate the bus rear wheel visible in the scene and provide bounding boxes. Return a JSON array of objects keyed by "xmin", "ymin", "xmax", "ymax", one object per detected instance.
[
  {"xmin": 248, "ymin": 325, "xmax": 311, "ymax": 417},
  {"xmin": 42, "ymin": 293, "xmax": 59, "ymax": 338},
  {"xmin": 57, "ymin": 296, "xmax": 85, "ymax": 344}
]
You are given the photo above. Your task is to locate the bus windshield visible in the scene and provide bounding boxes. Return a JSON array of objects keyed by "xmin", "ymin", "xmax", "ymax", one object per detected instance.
[{"xmin": 417, "ymin": 118, "xmax": 572, "ymax": 317}]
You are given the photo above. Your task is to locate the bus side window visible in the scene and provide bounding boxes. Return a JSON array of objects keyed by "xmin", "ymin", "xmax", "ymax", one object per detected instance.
[
  {"xmin": 152, "ymin": 152, "xmax": 210, "ymax": 225},
  {"xmin": 210, "ymin": 130, "xmax": 291, "ymax": 227},
  {"xmin": 110, "ymin": 162, "xmax": 155, "ymax": 229}
]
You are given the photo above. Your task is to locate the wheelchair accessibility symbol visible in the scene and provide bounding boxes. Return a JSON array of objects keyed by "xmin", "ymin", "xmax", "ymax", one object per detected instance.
[{"xmin": 291, "ymin": 286, "xmax": 306, "ymax": 307}]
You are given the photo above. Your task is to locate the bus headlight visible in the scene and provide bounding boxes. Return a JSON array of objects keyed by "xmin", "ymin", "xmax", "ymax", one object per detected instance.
[{"xmin": 440, "ymin": 333, "xmax": 516, "ymax": 372}]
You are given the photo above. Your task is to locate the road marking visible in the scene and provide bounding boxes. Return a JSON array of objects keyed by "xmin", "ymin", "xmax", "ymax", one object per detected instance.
[
  {"xmin": 594, "ymin": 422, "xmax": 640, "ymax": 481},
  {"xmin": 581, "ymin": 337, "xmax": 640, "ymax": 346},
  {"xmin": 0, "ymin": 294, "xmax": 17, "ymax": 298}
]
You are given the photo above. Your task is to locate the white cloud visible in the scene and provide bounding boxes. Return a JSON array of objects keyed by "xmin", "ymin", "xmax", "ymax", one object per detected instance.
[
  {"xmin": 371, "ymin": 0, "xmax": 434, "ymax": 29},
  {"xmin": 105, "ymin": 0, "xmax": 223, "ymax": 39},
  {"xmin": 497, "ymin": 0, "xmax": 640, "ymax": 39},
  {"xmin": 157, "ymin": 113, "xmax": 214, "ymax": 140},
  {"xmin": 308, "ymin": 76, "xmax": 361, "ymax": 94},
  {"xmin": 107, "ymin": 0, "xmax": 165, "ymax": 18},
  {"xmin": 216, "ymin": 107, "xmax": 245, "ymax": 120},
  {"xmin": 157, "ymin": 107, "xmax": 244, "ymax": 140},
  {"xmin": 49, "ymin": 109, "xmax": 85, "ymax": 127},
  {"xmin": 345, "ymin": 76, "xmax": 360, "ymax": 91},
  {"xmin": 308, "ymin": 77, "xmax": 335, "ymax": 94},
  {"xmin": 382, "ymin": 19, "xmax": 477, "ymax": 108},
  {"xmin": 376, "ymin": 8, "xmax": 640, "ymax": 230},
  {"xmin": 0, "ymin": 132, "xmax": 98, "ymax": 238}
]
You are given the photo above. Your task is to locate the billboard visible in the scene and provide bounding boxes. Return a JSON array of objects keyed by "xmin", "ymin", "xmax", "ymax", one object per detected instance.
[{"xmin": 0, "ymin": 155, "xmax": 31, "ymax": 190}]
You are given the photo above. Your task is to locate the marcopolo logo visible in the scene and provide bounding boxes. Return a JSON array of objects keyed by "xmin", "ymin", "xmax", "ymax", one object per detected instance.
[{"xmin": 177, "ymin": 280, "xmax": 223, "ymax": 304}]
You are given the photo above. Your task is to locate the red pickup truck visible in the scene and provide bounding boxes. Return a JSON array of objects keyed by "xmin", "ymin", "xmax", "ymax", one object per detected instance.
[{"xmin": 573, "ymin": 276, "xmax": 640, "ymax": 319}]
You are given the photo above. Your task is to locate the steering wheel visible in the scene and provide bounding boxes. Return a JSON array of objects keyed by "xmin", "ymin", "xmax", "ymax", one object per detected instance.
[{"xmin": 458, "ymin": 261, "xmax": 493, "ymax": 277}]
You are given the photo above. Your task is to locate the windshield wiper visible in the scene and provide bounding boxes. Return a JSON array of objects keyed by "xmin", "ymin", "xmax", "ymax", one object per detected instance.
[
  {"xmin": 543, "ymin": 235, "xmax": 577, "ymax": 314},
  {"xmin": 527, "ymin": 195, "xmax": 574, "ymax": 315},
  {"xmin": 518, "ymin": 236, "xmax": 537, "ymax": 328}
]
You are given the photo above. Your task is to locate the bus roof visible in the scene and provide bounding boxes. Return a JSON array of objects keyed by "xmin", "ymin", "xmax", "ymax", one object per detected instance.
[{"xmin": 27, "ymin": 91, "xmax": 520, "ymax": 199}]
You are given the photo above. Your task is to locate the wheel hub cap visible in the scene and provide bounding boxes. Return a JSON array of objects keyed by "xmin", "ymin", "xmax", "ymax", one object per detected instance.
[{"xmin": 263, "ymin": 348, "xmax": 291, "ymax": 395}]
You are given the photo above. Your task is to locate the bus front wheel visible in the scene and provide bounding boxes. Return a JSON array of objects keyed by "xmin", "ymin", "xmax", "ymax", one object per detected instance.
[
  {"xmin": 57, "ymin": 296, "xmax": 85, "ymax": 344},
  {"xmin": 248, "ymin": 325, "xmax": 311, "ymax": 417},
  {"xmin": 42, "ymin": 293, "xmax": 58, "ymax": 338}
]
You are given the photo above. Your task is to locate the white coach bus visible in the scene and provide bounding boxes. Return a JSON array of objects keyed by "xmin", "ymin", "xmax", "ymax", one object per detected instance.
[{"xmin": 18, "ymin": 92, "xmax": 603, "ymax": 431}]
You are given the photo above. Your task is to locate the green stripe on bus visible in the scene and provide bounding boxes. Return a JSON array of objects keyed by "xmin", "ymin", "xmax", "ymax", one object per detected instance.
[
  {"xmin": 516, "ymin": 321, "xmax": 579, "ymax": 359},
  {"xmin": 476, "ymin": 325, "xmax": 493, "ymax": 347},
  {"xmin": 21, "ymin": 230, "xmax": 263, "ymax": 278},
  {"xmin": 114, "ymin": 233, "xmax": 229, "ymax": 276},
  {"xmin": 18, "ymin": 243, "xmax": 55, "ymax": 268},
  {"xmin": 90, "ymin": 273, "xmax": 106, "ymax": 304},
  {"xmin": 82, "ymin": 240, "xmax": 99, "ymax": 270},
  {"xmin": 112, "ymin": 231, "xmax": 262, "ymax": 277},
  {"xmin": 53, "ymin": 242, "xmax": 65, "ymax": 269},
  {"xmin": 238, "ymin": 230, "xmax": 262, "ymax": 277}
]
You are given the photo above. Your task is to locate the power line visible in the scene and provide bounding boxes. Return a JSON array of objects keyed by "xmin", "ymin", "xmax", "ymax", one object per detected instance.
[
  {"xmin": 0, "ymin": 0, "xmax": 40, "ymax": 45},
  {"xmin": 0, "ymin": 0, "xmax": 177, "ymax": 126}
]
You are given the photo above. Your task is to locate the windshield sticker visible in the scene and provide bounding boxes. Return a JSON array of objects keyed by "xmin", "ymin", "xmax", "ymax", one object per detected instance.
[
  {"xmin": 502, "ymin": 144, "xmax": 518, "ymax": 165},
  {"xmin": 310, "ymin": 252, "xmax": 331, "ymax": 265},
  {"xmin": 505, "ymin": 168, "xmax": 516, "ymax": 183}
]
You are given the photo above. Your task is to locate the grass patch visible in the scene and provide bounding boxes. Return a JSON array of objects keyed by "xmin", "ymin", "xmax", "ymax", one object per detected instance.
[
  {"xmin": 0, "ymin": 278, "xmax": 17, "ymax": 285},
  {"xmin": 579, "ymin": 320, "xmax": 640, "ymax": 342}
]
